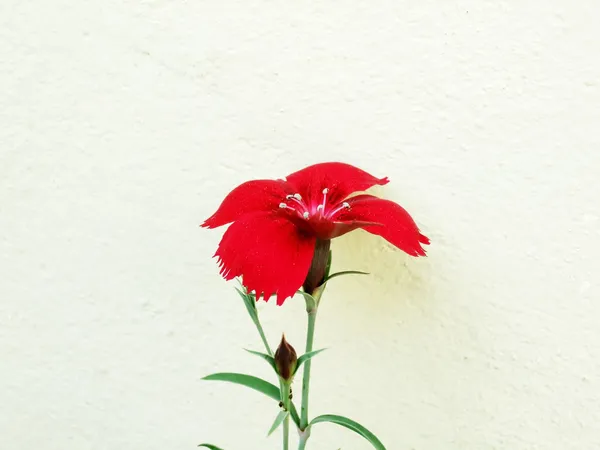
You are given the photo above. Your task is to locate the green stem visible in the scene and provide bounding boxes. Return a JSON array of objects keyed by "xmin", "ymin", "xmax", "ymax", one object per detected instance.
[
  {"xmin": 297, "ymin": 431, "xmax": 309, "ymax": 450},
  {"xmin": 244, "ymin": 294, "xmax": 294, "ymax": 446},
  {"xmin": 283, "ymin": 414, "xmax": 289, "ymax": 450},
  {"xmin": 281, "ymin": 381, "xmax": 291, "ymax": 450},
  {"xmin": 300, "ymin": 308, "xmax": 318, "ymax": 430},
  {"xmin": 254, "ymin": 313, "xmax": 288, "ymax": 448}
]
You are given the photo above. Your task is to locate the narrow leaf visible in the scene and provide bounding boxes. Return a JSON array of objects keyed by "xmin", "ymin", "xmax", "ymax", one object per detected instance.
[
  {"xmin": 203, "ymin": 372, "xmax": 301, "ymax": 427},
  {"xmin": 203, "ymin": 373, "xmax": 280, "ymax": 401},
  {"xmin": 324, "ymin": 270, "xmax": 369, "ymax": 283},
  {"xmin": 244, "ymin": 349, "xmax": 277, "ymax": 372},
  {"xmin": 289, "ymin": 399, "xmax": 301, "ymax": 428},
  {"xmin": 309, "ymin": 414, "xmax": 386, "ymax": 450},
  {"xmin": 235, "ymin": 287, "xmax": 259, "ymax": 324},
  {"xmin": 294, "ymin": 348, "xmax": 327, "ymax": 374},
  {"xmin": 267, "ymin": 410, "xmax": 289, "ymax": 436},
  {"xmin": 198, "ymin": 444, "xmax": 225, "ymax": 450}
]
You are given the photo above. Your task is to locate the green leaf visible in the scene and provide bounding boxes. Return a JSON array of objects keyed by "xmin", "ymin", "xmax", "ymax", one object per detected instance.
[
  {"xmin": 294, "ymin": 348, "xmax": 327, "ymax": 374},
  {"xmin": 267, "ymin": 410, "xmax": 289, "ymax": 436},
  {"xmin": 203, "ymin": 372, "xmax": 301, "ymax": 428},
  {"xmin": 324, "ymin": 270, "xmax": 369, "ymax": 283},
  {"xmin": 198, "ymin": 444, "xmax": 225, "ymax": 450},
  {"xmin": 235, "ymin": 287, "xmax": 258, "ymax": 324},
  {"xmin": 309, "ymin": 414, "xmax": 386, "ymax": 450},
  {"xmin": 203, "ymin": 373, "xmax": 280, "ymax": 401},
  {"xmin": 244, "ymin": 349, "xmax": 276, "ymax": 372},
  {"xmin": 289, "ymin": 399, "xmax": 301, "ymax": 428}
]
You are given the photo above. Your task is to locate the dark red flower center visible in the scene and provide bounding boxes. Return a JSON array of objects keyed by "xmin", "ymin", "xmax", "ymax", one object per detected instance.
[{"xmin": 277, "ymin": 187, "xmax": 351, "ymax": 239}]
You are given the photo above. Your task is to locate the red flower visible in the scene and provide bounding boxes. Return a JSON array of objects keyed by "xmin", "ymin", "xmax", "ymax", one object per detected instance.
[{"xmin": 202, "ymin": 162, "xmax": 429, "ymax": 305}]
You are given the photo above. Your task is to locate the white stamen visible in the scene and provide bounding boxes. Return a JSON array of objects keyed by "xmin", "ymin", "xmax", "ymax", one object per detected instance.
[
  {"xmin": 327, "ymin": 201, "xmax": 352, "ymax": 218},
  {"xmin": 303, "ymin": 211, "xmax": 309, "ymax": 219},
  {"xmin": 319, "ymin": 187, "xmax": 329, "ymax": 216},
  {"xmin": 279, "ymin": 202, "xmax": 297, "ymax": 212},
  {"xmin": 282, "ymin": 194, "xmax": 307, "ymax": 218}
]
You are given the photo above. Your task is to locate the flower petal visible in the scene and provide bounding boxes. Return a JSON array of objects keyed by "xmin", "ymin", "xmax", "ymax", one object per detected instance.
[
  {"xmin": 336, "ymin": 195, "xmax": 429, "ymax": 256},
  {"xmin": 285, "ymin": 162, "xmax": 389, "ymax": 207},
  {"xmin": 202, "ymin": 179, "xmax": 292, "ymax": 229},
  {"xmin": 214, "ymin": 212, "xmax": 316, "ymax": 305}
]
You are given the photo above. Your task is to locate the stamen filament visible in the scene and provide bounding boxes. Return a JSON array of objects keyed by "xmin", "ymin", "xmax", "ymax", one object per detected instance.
[
  {"xmin": 283, "ymin": 193, "xmax": 309, "ymax": 218},
  {"xmin": 320, "ymin": 188, "xmax": 329, "ymax": 217},
  {"xmin": 327, "ymin": 201, "xmax": 351, "ymax": 219},
  {"xmin": 279, "ymin": 203, "xmax": 297, "ymax": 213}
]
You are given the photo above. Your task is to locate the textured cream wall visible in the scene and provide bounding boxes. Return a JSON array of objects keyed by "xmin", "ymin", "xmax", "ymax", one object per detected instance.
[{"xmin": 1, "ymin": 2, "xmax": 600, "ymax": 449}]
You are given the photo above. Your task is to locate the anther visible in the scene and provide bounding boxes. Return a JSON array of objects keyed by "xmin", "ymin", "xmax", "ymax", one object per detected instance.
[
  {"xmin": 302, "ymin": 212, "xmax": 309, "ymax": 219},
  {"xmin": 293, "ymin": 193, "xmax": 303, "ymax": 201},
  {"xmin": 322, "ymin": 188, "xmax": 329, "ymax": 194},
  {"xmin": 316, "ymin": 205, "xmax": 324, "ymax": 211},
  {"xmin": 343, "ymin": 202, "xmax": 350, "ymax": 209}
]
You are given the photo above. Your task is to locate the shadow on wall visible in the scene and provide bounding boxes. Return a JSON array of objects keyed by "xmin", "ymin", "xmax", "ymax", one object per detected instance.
[
  {"xmin": 326, "ymin": 226, "xmax": 438, "ymax": 331},
  {"xmin": 315, "ymin": 182, "xmax": 446, "ymax": 331}
]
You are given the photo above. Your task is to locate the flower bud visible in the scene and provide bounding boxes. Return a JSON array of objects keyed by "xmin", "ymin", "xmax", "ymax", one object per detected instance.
[{"xmin": 274, "ymin": 334, "xmax": 298, "ymax": 382}]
